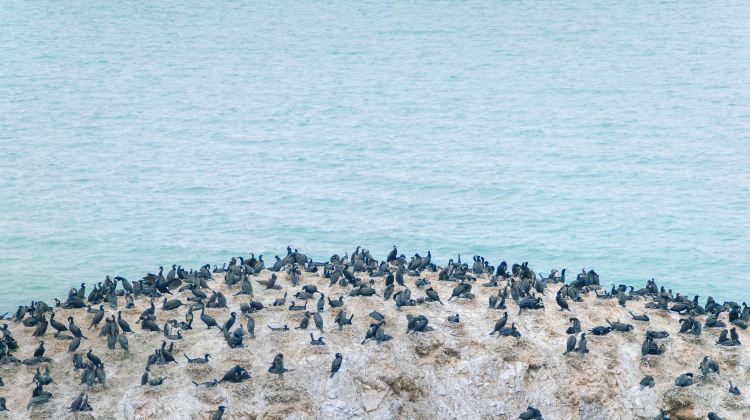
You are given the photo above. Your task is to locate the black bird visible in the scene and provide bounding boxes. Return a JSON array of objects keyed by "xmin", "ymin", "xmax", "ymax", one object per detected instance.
[
  {"xmin": 185, "ymin": 354, "xmax": 211, "ymax": 364},
  {"xmin": 211, "ymin": 406, "xmax": 225, "ymax": 420},
  {"xmin": 160, "ymin": 341, "xmax": 177, "ymax": 364},
  {"xmin": 386, "ymin": 246, "xmax": 397, "ymax": 262},
  {"xmin": 86, "ymin": 349, "xmax": 102, "ymax": 366},
  {"xmin": 729, "ymin": 381, "xmax": 741, "ymax": 395},
  {"xmin": 328, "ymin": 296, "xmax": 344, "ymax": 308},
  {"xmin": 70, "ymin": 391, "xmax": 92, "ymax": 412},
  {"xmin": 566, "ymin": 317, "xmax": 581, "ymax": 334},
  {"xmin": 425, "ymin": 287, "xmax": 443, "ymax": 305},
  {"xmin": 49, "ymin": 312, "xmax": 68, "ymax": 335},
  {"xmin": 117, "ymin": 311, "xmax": 132, "ymax": 333},
  {"xmin": 117, "ymin": 334, "xmax": 129, "ymax": 352},
  {"xmin": 395, "ymin": 271, "xmax": 404, "ymax": 286},
  {"xmin": 629, "ymin": 311, "xmax": 649, "ymax": 322},
  {"xmin": 448, "ymin": 282, "xmax": 471, "ymax": 301},
  {"xmin": 518, "ymin": 406, "xmax": 543, "ymax": 420},
  {"xmin": 577, "ymin": 333, "xmax": 589, "ymax": 353},
  {"xmin": 675, "ymin": 373, "xmax": 694, "ymax": 387},
  {"xmin": 699, "ymin": 356, "xmax": 720, "ymax": 378},
  {"xmin": 590, "ymin": 326, "xmax": 612, "ymax": 336},
  {"xmin": 489, "ymin": 312, "xmax": 508, "ymax": 336},
  {"xmin": 220, "ymin": 365, "xmax": 251, "ymax": 383},
  {"xmin": 33, "ymin": 341, "xmax": 45, "ymax": 358},
  {"xmin": 220, "ymin": 312, "xmax": 237, "ymax": 333},
  {"xmin": 246, "ymin": 316, "xmax": 256, "ymax": 338},
  {"xmin": 32, "ymin": 315, "xmax": 48, "ymax": 337},
  {"xmin": 68, "ymin": 337, "xmax": 81, "ymax": 352},
  {"xmin": 88, "ymin": 305, "xmax": 105, "ymax": 330},
  {"xmin": 141, "ymin": 316, "xmax": 161, "ymax": 332},
  {"xmin": 141, "ymin": 300, "xmax": 156, "ymax": 318},
  {"xmin": 268, "ymin": 353, "xmax": 291, "ymax": 378},
  {"xmin": 141, "ymin": 367, "xmax": 150, "ymax": 386},
  {"xmin": 330, "ymin": 353, "xmax": 343, "ymax": 378},
  {"xmin": 556, "ymin": 291, "xmax": 570, "ymax": 311},
  {"xmin": 310, "ymin": 333, "xmax": 326, "ymax": 345},
  {"xmin": 406, "ymin": 314, "xmax": 430, "ymax": 333},
  {"xmin": 162, "ymin": 298, "xmax": 182, "ymax": 311},
  {"xmin": 334, "ymin": 310, "xmax": 354, "ymax": 330},
  {"xmin": 201, "ymin": 308, "xmax": 218, "ymax": 329},
  {"xmin": 563, "ymin": 335, "xmax": 576, "ymax": 355}
]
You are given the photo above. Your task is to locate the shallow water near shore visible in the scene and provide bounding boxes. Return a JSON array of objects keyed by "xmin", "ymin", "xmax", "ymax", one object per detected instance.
[{"xmin": 1, "ymin": 1, "xmax": 749, "ymax": 310}]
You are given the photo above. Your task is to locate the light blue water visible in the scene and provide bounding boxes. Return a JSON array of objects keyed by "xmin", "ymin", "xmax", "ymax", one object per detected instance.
[{"xmin": 1, "ymin": 1, "xmax": 749, "ymax": 310}]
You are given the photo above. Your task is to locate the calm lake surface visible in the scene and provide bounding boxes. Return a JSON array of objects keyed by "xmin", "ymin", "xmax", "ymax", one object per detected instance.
[{"xmin": 1, "ymin": 1, "xmax": 749, "ymax": 309}]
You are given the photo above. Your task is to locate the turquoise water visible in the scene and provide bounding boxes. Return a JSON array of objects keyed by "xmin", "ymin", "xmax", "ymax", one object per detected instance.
[{"xmin": 1, "ymin": 1, "xmax": 749, "ymax": 310}]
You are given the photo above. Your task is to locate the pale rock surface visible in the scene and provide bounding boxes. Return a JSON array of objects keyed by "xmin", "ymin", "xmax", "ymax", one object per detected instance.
[{"xmin": 0, "ymin": 269, "xmax": 747, "ymax": 419}]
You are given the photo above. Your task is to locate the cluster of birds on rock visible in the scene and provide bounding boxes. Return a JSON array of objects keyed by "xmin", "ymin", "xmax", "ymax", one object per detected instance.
[{"xmin": 0, "ymin": 245, "xmax": 746, "ymax": 419}]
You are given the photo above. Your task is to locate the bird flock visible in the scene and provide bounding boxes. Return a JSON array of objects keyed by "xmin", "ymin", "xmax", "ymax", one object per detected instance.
[{"xmin": 0, "ymin": 245, "xmax": 746, "ymax": 419}]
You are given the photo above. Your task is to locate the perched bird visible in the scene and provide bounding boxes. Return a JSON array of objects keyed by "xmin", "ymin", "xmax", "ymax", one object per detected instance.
[
  {"xmin": 330, "ymin": 353, "xmax": 343, "ymax": 378},
  {"xmin": 268, "ymin": 353, "xmax": 291, "ymax": 378},
  {"xmin": 489, "ymin": 312, "xmax": 508, "ymax": 336},
  {"xmin": 211, "ymin": 405, "xmax": 225, "ymax": 420},
  {"xmin": 88, "ymin": 305, "xmax": 105, "ymax": 330},
  {"xmin": 563, "ymin": 335, "xmax": 576, "ymax": 355},
  {"xmin": 117, "ymin": 311, "xmax": 132, "ymax": 333},
  {"xmin": 556, "ymin": 291, "xmax": 570, "ymax": 311},
  {"xmin": 33, "ymin": 341, "xmax": 45, "ymax": 358},
  {"xmin": 674, "ymin": 373, "xmax": 694, "ymax": 387},
  {"xmin": 86, "ymin": 349, "xmax": 102, "ymax": 366},
  {"xmin": 518, "ymin": 406, "xmax": 543, "ymax": 420},
  {"xmin": 425, "ymin": 287, "xmax": 443, "ymax": 305},
  {"xmin": 201, "ymin": 308, "xmax": 218, "ymax": 329},
  {"xmin": 577, "ymin": 333, "xmax": 589, "ymax": 354}
]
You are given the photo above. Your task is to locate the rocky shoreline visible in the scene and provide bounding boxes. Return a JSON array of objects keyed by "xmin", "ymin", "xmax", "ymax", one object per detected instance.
[{"xmin": 0, "ymin": 249, "xmax": 747, "ymax": 419}]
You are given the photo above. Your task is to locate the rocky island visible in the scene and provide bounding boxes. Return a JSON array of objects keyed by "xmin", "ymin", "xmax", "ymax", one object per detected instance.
[{"xmin": 0, "ymin": 247, "xmax": 746, "ymax": 419}]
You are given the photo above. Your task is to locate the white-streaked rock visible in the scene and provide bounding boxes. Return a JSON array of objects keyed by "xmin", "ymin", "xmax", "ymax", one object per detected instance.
[{"xmin": 0, "ymin": 268, "xmax": 747, "ymax": 419}]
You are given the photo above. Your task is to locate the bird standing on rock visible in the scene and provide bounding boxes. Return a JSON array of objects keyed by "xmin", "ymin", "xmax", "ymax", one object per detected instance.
[
  {"xmin": 201, "ymin": 308, "xmax": 218, "ymax": 329},
  {"xmin": 425, "ymin": 287, "xmax": 443, "ymax": 305},
  {"xmin": 268, "ymin": 353, "xmax": 291, "ymax": 378},
  {"xmin": 489, "ymin": 312, "xmax": 508, "ymax": 336},
  {"xmin": 33, "ymin": 341, "xmax": 45, "ymax": 358},
  {"xmin": 330, "ymin": 353, "xmax": 342, "ymax": 378},
  {"xmin": 564, "ymin": 335, "xmax": 576, "ymax": 355},
  {"xmin": 556, "ymin": 291, "xmax": 570, "ymax": 311},
  {"xmin": 211, "ymin": 405, "xmax": 225, "ymax": 420}
]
